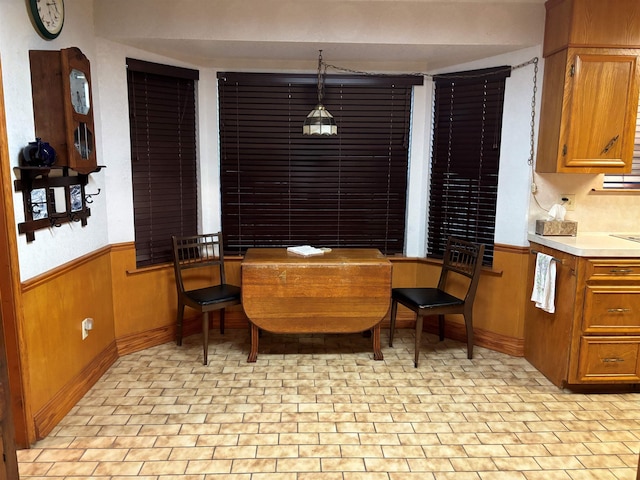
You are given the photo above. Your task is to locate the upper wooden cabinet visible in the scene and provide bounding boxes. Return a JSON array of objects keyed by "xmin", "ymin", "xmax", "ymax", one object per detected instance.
[
  {"xmin": 537, "ymin": 47, "xmax": 640, "ymax": 173},
  {"xmin": 544, "ymin": 0, "xmax": 640, "ymax": 56},
  {"xmin": 536, "ymin": 0, "xmax": 640, "ymax": 173}
]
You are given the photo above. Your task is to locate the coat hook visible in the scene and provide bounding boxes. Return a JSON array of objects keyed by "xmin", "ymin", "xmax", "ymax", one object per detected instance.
[{"xmin": 85, "ymin": 188, "xmax": 101, "ymax": 204}]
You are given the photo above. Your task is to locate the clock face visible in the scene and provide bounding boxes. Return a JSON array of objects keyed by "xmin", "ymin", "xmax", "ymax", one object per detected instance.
[
  {"xmin": 30, "ymin": 0, "xmax": 65, "ymax": 40},
  {"xmin": 69, "ymin": 69, "xmax": 90, "ymax": 115}
]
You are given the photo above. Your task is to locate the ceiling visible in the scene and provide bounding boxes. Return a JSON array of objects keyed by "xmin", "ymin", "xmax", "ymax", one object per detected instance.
[{"xmin": 94, "ymin": 0, "xmax": 547, "ymax": 72}]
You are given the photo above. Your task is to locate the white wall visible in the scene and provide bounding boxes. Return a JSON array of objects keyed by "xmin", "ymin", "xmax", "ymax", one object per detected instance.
[
  {"xmin": 0, "ymin": 0, "xmax": 224, "ymax": 279},
  {"xmin": 0, "ymin": 0, "xmax": 544, "ymax": 280},
  {"xmin": 0, "ymin": 0, "xmax": 109, "ymax": 280},
  {"xmin": 6, "ymin": 0, "xmax": 635, "ymax": 283}
]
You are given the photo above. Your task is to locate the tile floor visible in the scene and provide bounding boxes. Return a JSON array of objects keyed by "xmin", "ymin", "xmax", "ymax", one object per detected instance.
[{"xmin": 17, "ymin": 329, "xmax": 640, "ymax": 480}]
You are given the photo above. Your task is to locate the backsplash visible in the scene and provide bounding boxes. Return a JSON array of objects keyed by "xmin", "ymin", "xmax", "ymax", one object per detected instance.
[{"xmin": 528, "ymin": 173, "xmax": 640, "ymax": 234}]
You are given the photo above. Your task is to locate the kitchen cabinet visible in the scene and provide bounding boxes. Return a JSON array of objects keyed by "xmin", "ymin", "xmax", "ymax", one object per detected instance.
[
  {"xmin": 543, "ymin": 0, "xmax": 640, "ymax": 57},
  {"xmin": 536, "ymin": 48, "xmax": 640, "ymax": 173},
  {"xmin": 536, "ymin": 0, "xmax": 640, "ymax": 174},
  {"xmin": 525, "ymin": 243, "xmax": 640, "ymax": 387}
]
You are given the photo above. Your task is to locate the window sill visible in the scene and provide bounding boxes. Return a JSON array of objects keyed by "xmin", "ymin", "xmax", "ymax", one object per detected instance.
[{"xmin": 591, "ymin": 188, "xmax": 640, "ymax": 195}]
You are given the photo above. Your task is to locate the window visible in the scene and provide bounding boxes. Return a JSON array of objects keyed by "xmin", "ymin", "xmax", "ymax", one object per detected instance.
[
  {"xmin": 428, "ymin": 66, "xmax": 511, "ymax": 266},
  {"xmin": 217, "ymin": 72, "xmax": 422, "ymax": 255},
  {"xmin": 127, "ymin": 59, "xmax": 199, "ymax": 267},
  {"xmin": 603, "ymin": 100, "xmax": 640, "ymax": 189}
]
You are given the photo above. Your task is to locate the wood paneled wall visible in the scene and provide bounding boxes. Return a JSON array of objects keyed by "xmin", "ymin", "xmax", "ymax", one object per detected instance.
[
  {"xmin": 21, "ymin": 246, "xmax": 116, "ymax": 440},
  {"xmin": 20, "ymin": 242, "xmax": 529, "ymax": 441}
]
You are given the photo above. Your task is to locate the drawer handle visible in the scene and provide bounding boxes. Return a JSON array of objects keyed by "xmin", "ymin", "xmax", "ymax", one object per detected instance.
[
  {"xmin": 602, "ymin": 357, "xmax": 625, "ymax": 363},
  {"xmin": 609, "ymin": 268, "xmax": 633, "ymax": 274},
  {"xmin": 607, "ymin": 308, "xmax": 631, "ymax": 313}
]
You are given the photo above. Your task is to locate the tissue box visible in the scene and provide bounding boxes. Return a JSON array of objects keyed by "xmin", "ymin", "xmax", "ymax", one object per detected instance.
[{"xmin": 535, "ymin": 220, "xmax": 577, "ymax": 236}]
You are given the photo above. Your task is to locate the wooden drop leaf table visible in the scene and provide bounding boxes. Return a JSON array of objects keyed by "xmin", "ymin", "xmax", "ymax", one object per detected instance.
[{"xmin": 241, "ymin": 248, "xmax": 392, "ymax": 362}]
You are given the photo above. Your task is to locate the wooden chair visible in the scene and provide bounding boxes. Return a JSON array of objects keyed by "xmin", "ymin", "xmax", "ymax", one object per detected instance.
[
  {"xmin": 389, "ymin": 237, "xmax": 485, "ymax": 367},
  {"xmin": 172, "ymin": 232, "xmax": 241, "ymax": 365}
]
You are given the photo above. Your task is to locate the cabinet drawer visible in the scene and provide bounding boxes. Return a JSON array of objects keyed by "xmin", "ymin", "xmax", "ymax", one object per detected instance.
[
  {"xmin": 576, "ymin": 337, "xmax": 640, "ymax": 382},
  {"xmin": 585, "ymin": 259, "xmax": 640, "ymax": 280},
  {"xmin": 583, "ymin": 286, "xmax": 640, "ymax": 333}
]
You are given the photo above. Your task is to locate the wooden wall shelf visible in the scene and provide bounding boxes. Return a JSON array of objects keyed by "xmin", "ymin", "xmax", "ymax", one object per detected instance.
[{"xmin": 14, "ymin": 165, "xmax": 103, "ymax": 242}]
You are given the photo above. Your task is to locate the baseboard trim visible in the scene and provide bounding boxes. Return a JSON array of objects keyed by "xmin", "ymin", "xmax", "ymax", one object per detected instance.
[
  {"xmin": 423, "ymin": 319, "xmax": 524, "ymax": 357},
  {"xmin": 116, "ymin": 324, "xmax": 177, "ymax": 357},
  {"xmin": 128, "ymin": 311, "xmax": 524, "ymax": 358},
  {"xmin": 33, "ymin": 341, "xmax": 119, "ymax": 440}
]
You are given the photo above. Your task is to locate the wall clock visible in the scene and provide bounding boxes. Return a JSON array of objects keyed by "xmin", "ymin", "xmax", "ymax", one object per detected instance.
[
  {"xmin": 29, "ymin": 47, "xmax": 97, "ymax": 174},
  {"xmin": 29, "ymin": 0, "xmax": 65, "ymax": 40}
]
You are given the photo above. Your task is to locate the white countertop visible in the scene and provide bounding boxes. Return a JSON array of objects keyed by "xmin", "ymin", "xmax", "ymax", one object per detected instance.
[{"xmin": 527, "ymin": 232, "xmax": 640, "ymax": 257}]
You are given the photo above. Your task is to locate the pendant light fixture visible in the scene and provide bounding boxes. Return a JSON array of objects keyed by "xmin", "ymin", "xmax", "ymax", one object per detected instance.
[{"xmin": 303, "ymin": 50, "xmax": 338, "ymax": 136}]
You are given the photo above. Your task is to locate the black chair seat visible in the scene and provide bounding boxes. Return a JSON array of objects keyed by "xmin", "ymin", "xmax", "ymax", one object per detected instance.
[
  {"xmin": 392, "ymin": 288, "xmax": 463, "ymax": 310},
  {"xmin": 186, "ymin": 285, "xmax": 241, "ymax": 306}
]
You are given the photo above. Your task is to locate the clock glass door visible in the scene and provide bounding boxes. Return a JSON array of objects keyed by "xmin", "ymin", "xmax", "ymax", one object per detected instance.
[
  {"xmin": 69, "ymin": 69, "xmax": 90, "ymax": 115},
  {"xmin": 74, "ymin": 123, "xmax": 93, "ymax": 159}
]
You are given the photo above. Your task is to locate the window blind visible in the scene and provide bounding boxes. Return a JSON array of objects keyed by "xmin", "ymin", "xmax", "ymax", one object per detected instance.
[
  {"xmin": 127, "ymin": 58, "xmax": 199, "ymax": 267},
  {"xmin": 603, "ymin": 100, "xmax": 640, "ymax": 189},
  {"xmin": 217, "ymin": 72, "xmax": 422, "ymax": 256},
  {"xmin": 428, "ymin": 67, "xmax": 511, "ymax": 266}
]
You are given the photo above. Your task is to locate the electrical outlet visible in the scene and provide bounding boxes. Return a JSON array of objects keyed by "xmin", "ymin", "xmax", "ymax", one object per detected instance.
[
  {"xmin": 560, "ymin": 194, "xmax": 576, "ymax": 211},
  {"xmin": 81, "ymin": 318, "xmax": 93, "ymax": 340}
]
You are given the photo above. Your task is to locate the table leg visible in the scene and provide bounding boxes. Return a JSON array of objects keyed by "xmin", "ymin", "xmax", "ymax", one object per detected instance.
[
  {"xmin": 372, "ymin": 324, "xmax": 384, "ymax": 361},
  {"xmin": 247, "ymin": 322, "xmax": 259, "ymax": 362}
]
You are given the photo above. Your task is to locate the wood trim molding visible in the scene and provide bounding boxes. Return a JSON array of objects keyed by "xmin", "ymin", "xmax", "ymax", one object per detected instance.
[
  {"xmin": 33, "ymin": 341, "xmax": 118, "ymax": 439},
  {"xmin": 428, "ymin": 320, "xmax": 524, "ymax": 357},
  {"xmin": 0, "ymin": 56, "xmax": 29, "ymax": 463},
  {"xmin": 118, "ymin": 309, "xmax": 524, "ymax": 359},
  {"xmin": 494, "ymin": 243, "xmax": 529, "ymax": 255},
  {"xmin": 116, "ymin": 324, "xmax": 177, "ymax": 357},
  {"xmin": 22, "ymin": 245, "xmax": 111, "ymax": 291}
]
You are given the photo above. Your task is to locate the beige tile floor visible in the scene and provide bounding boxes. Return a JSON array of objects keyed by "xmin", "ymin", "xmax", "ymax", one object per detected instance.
[{"xmin": 17, "ymin": 328, "xmax": 640, "ymax": 480}]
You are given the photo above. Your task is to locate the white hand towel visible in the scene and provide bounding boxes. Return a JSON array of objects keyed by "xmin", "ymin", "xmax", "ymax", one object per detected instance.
[{"xmin": 530, "ymin": 252, "xmax": 556, "ymax": 314}]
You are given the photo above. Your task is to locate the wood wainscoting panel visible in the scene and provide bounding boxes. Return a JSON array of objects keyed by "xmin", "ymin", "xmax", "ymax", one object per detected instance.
[
  {"xmin": 111, "ymin": 243, "xmax": 245, "ymax": 354},
  {"xmin": 393, "ymin": 244, "xmax": 529, "ymax": 356},
  {"xmin": 21, "ymin": 247, "xmax": 116, "ymax": 418}
]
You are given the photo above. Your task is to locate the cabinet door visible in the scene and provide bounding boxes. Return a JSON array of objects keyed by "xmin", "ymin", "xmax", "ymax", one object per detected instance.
[{"xmin": 561, "ymin": 50, "xmax": 639, "ymax": 172}]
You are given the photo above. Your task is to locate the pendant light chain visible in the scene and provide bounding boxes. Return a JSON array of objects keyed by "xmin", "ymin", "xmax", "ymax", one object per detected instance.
[
  {"xmin": 317, "ymin": 50, "xmax": 325, "ymax": 105},
  {"xmin": 303, "ymin": 50, "xmax": 338, "ymax": 135}
]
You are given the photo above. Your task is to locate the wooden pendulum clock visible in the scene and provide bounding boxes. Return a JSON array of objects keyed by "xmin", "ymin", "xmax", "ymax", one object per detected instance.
[
  {"xmin": 15, "ymin": 47, "xmax": 102, "ymax": 241},
  {"xmin": 29, "ymin": 46, "xmax": 97, "ymax": 174}
]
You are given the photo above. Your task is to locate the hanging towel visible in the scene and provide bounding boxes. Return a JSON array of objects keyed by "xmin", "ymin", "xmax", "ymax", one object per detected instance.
[{"xmin": 530, "ymin": 252, "xmax": 556, "ymax": 314}]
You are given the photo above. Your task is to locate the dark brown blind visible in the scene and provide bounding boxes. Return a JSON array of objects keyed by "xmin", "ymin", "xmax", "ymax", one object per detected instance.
[
  {"xmin": 127, "ymin": 59, "xmax": 199, "ymax": 267},
  {"xmin": 603, "ymin": 100, "xmax": 640, "ymax": 189},
  {"xmin": 428, "ymin": 67, "xmax": 511, "ymax": 266},
  {"xmin": 218, "ymin": 72, "xmax": 422, "ymax": 255}
]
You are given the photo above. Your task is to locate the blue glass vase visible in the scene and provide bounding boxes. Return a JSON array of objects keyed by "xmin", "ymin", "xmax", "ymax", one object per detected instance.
[{"xmin": 22, "ymin": 138, "xmax": 56, "ymax": 167}]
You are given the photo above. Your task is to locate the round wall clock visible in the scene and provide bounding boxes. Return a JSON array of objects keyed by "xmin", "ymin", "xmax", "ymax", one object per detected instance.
[{"xmin": 29, "ymin": 0, "xmax": 65, "ymax": 40}]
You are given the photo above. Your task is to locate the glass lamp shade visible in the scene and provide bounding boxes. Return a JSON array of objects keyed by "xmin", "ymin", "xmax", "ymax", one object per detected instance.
[{"xmin": 302, "ymin": 104, "xmax": 337, "ymax": 136}]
